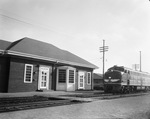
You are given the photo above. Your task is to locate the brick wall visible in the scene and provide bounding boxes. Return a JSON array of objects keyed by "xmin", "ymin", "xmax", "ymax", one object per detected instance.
[
  {"xmin": 75, "ymin": 67, "xmax": 93, "ymax": 90},
  {"xmin": 7, "ymin": 57, "xmax": 94, "ymax": 92},
  {"xmin": 8, "ymin": 59, "xmax": 37, "ymax": 92},
  {"xmin": 84, "ymin": 72, "xmax": 92, "ymax": 90},
  {"xmin": 7, "ymin": 57, "xmax": 53, "ymax": 92},
  {"xmin": 75, "ymin": 71, "xmax": 78, "ymax": 90},
  {"xmin": 0, "ymin": 57, "xmax": 10, "ymax": 92}
]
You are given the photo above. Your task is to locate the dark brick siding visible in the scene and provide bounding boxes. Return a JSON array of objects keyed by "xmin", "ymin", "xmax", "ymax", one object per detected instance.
[
  {"xmin": 3, "ymin": 56, "xmax": 93, "ymax": 92},
  {"xmin": 55, "ymin": 66, "xmax": 93, "ymax": 91},
  {"xmin": 0, "ymin": 57, "xmax": 10, "ymax": 92},
  {"xmin": 75, "ymin": 71, "xmax": 78, "ymax": 90},
  {"xmin": 46, "ymin": 67, "xmax": 52, "ymax": 91},
  {"xmin": 74, "ymin": 68, "xmax": 93, "ymax": 90},
  {"xmin": 84, "ymin": 72, "xmax": 92, "ymax": 90},
  {"xmin": 8, "ymin": 57, "xmax": 53, "ymax": 92},
  {"xmin": 76, "ymin": 67, "xmax": 93, "ymax": 89},
  {"xmin": 8, "ymin": 60, "xmax": 37, "ymax": 92}
]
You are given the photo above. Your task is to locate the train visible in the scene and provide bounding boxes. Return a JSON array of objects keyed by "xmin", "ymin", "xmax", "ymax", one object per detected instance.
[{"xmin": 104, "ymin": 65, "xmax": 150, "ymax": 93}]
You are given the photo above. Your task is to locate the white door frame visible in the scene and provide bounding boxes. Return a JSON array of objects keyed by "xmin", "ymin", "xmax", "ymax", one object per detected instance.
[
  {"xmin": 56, "ymin": 66, "xmax": 76, "ymax": 91},
  {"xmin": 67, "ymin": 69, "xmax": 76, "ymax": 91},
  {"xmin": 38, "ymin": 66, "xmax": 50, "ymax": 90},
  {"xmin": 78, "ymin": 71, "xmax": 85, "ymax": 89},
  {"xmin": 56, "ymin": 68, "xmax": 67, "ymax": 91}
]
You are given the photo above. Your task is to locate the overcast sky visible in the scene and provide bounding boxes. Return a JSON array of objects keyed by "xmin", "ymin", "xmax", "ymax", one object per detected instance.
[{"xmin": 0, "ymin": 0, "xmax": 150, "ymax": 73}]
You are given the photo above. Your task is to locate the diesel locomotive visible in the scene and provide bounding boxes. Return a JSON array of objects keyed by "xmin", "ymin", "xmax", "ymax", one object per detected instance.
[{"xmin": 104, "ymin": 65, "xmax": 150, "ymax": 93}]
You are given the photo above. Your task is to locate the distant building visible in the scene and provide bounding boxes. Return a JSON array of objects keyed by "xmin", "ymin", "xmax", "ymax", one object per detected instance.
[
  {"xmin": 0, "ymin": 37, "xmax": 98, "ymax": 93},
  {"xmin": 93, "ymin": 73, "xmax": 103, "ymax": 90}
]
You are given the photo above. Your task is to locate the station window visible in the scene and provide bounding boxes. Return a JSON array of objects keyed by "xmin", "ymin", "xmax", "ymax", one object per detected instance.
[
  {"xmin": 69, "ymin": 70, "xmax": 75, "ymax": 83},
  {"xmin": 24, "ymin": 64, "xmax": 33, "ymax": 83},
  {"xmin": 58, "ymin": 69, "xmax": 66, "ymax": 83},
  {"xmin": 87, "ymin": 72, "xmax": 91, "ymax": 85}
]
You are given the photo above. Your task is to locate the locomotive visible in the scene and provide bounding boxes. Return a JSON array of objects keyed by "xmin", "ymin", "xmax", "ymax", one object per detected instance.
[{"xmin": 104, "ymin": 65, "xmax": 150, "ymax": 93}]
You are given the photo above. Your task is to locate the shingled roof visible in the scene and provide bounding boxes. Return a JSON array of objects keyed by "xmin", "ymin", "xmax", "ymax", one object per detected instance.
[
  {"xmin": 1, "ymin": 37, "xmax": 98, "ymax": 69},
  {"xmin": 0, "ymin": 39, "xmax": 12, "ymax": 51}
]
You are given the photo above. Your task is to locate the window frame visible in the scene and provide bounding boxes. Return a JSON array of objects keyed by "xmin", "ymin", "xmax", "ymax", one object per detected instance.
[
  {"xmin": 87, "ymin": 72, "xmax": 91, "ymax": 85},
  {"xmin": 24, "ymin": 64, "xmax": 33, "ymax": 83},
  {"xmin": 68, "ymin": 69, "xmax": 75, "ymax": 84},
  {"xmin": 58, "ymin": 69, "xmax": 66, "ymax": 83}
]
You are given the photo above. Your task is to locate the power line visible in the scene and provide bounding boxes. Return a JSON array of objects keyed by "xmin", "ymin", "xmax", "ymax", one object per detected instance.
[
  {"xmin": 0, "ymin": 13, "xmax": 37, "ymax": 27},
  {"xmin": 0, "ymin": 9, "xmax": 55, "ymax": 30},
  {"xmin": 0, "ymin": 10, "xmax": 75, "ymax": 39}
]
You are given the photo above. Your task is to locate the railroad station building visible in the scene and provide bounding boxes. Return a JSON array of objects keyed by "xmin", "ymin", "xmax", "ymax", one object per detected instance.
[
  {"xmin": 0, "ymin": 37, "xmax": 98, "ymax": 93},
  {"xmin": 93, "ymin": 73, "xmax": 103, "ymax": 90}
]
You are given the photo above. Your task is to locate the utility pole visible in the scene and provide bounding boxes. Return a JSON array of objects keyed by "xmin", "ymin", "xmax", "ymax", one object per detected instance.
[
  {"xmin": 99, "ymin": 40, "xmax": 108, "ymax": 81},
  {"xmin": 140, "ymin": 51, "xmax": 141, "ymax": 72}
]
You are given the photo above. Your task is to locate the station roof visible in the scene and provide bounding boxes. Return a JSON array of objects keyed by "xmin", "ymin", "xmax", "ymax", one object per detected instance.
[
  {"xmin": 0, "ymin": 39, "xmax": 12, "ymax": 51},
  {"xmin": 0, "ymin": 37, "xmax": 98, "ymax": 69}
]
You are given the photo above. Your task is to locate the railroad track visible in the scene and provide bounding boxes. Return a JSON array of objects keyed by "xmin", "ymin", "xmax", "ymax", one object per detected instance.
[
  {"xmin": 0, "ymin": 96, "xmax": 85, "ymax": 113},
  {"xmin": 0, "ymin": 92, "xmax": 149, "ymax": 113},
  {"xmin": 100, "ymin": 92, "xmax": 148, "ymax": 99},
  {"xmin": 62, "ymin": 91, "xmax": 149, "ymax": 99}
]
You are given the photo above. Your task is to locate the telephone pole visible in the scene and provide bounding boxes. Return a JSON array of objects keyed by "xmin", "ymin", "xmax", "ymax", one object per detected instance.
[
  {"xmin": 140, "ymin": 51, "xmax": 141, "ymax": 72},
  {"xmin": 99, "ymin": 40, "xmax": 108, "ymax": 81}
]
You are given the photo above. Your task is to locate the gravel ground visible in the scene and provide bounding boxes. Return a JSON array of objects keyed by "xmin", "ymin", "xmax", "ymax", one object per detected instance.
[{"xmin": 1, "ymin": 94, "xmax": 150, "ymax": 119}]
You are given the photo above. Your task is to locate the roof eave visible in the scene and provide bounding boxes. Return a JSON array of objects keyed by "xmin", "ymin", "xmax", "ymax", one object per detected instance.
[
  {"xmin": 0, "ymin": 50, "xmax": 4, "ymax": 54},
  {"xmin": 6, "ymin": 50, "xmax": 98, "ymax": 69}
]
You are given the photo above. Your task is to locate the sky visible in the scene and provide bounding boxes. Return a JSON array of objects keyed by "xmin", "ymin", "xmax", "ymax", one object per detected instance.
[{"xmin": 0, "ymin": 0, "xmax": 150, "ymax": 73}]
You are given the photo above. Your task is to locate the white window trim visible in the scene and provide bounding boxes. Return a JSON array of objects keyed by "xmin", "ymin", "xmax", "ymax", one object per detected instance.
[
  {"xmin": 38, "ymin": 66, "xmax": 50, "ymax": 90},
  {"xmin": 58, "ymin": 69, "xmax": 67, "ymax": 83},
  {"xmin": 24, "ymin": 64, "xmax": 33, "ymax": 83},
  {"xmin": 68, "ymin": 69, "xmax": 75, "ymax": 84},
  {"xmin": 57, "ymin": 66, "xmax": 76, "ymax": 84},
  {"xmin": 87, "ymin": 72, "xmax": 91, "ymax": 85},
  {"xmin": 78, "ymin": 71, "xmax": 85, "ymax": 89}
]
